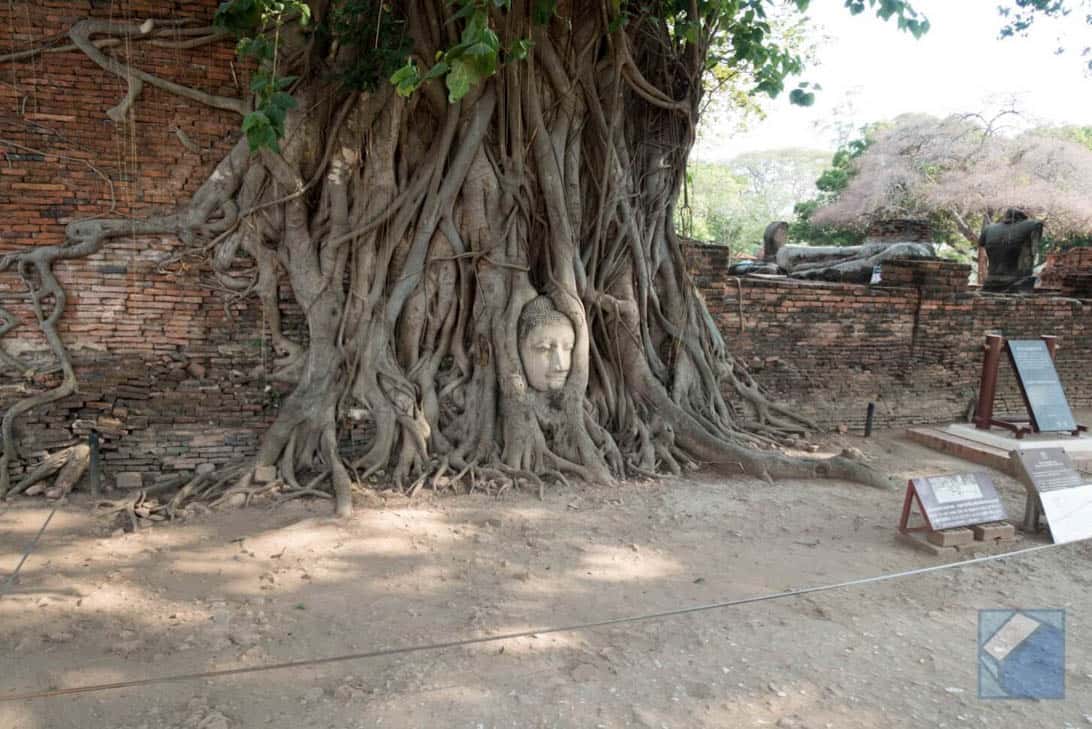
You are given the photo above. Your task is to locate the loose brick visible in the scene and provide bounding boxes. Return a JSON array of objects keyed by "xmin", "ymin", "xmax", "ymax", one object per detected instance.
[
  {"xmin": 926, "ymin": 528, "xmax": 975, "ymax": 547},
  {"xmin": 115, "ymin": 472, "xmax": 143, "ymax": 490},
  {"xmin": 253, "ymin": 465, "xmax": 278, "ymax": 483},
  {"xmin": 972, "ymin": 522, "xmax": 1016, "ymax": 542}
]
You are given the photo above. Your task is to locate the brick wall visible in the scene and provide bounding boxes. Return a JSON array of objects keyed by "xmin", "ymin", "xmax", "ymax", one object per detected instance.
[
  {"xmin": 685, "ymin": 243, "xmax": 1091, "ymax": 432},
  {"xmin": 0, "ymin": 1, "xmax": 282, "ymax": 483}
]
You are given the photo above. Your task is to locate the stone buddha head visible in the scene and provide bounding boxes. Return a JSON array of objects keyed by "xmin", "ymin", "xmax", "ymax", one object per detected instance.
[{"xmin": 518, "ymin": 296, "xmax": 575, "ymax": 392}]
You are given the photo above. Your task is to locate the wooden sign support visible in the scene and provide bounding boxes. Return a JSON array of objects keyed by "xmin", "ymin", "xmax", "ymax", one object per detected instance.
[{"xmin": 974, "ymin": 334, "xmax": 1086, "ymax": 438}]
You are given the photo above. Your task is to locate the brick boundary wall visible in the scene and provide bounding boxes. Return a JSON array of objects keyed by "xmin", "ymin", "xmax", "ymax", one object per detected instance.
[{"xmin": 684, "ymin": 243, "xmax": 1091, "ymax": 433}]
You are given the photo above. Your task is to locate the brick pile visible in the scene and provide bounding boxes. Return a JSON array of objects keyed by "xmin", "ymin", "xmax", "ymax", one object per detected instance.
[
  {"xmin": 864, "ymin": 218, "xmax": 933, "ymax": 242},
  {"xmin": 1039, "ymin": 248, "xmax": 1092, "ymax": 295},
  {"xmin": 878, "ymin": 258, "xmax": 971, "ymax": 293}
]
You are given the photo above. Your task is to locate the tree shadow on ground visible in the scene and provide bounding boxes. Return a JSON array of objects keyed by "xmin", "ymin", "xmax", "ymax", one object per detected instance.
[{"xmin": 1, "ymin": 437, "xmax": 1090, "ymax": 728}]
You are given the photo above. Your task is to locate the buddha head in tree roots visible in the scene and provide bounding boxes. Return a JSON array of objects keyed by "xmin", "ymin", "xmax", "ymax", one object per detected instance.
[{"xmin": 518, "ymin": 296, "xmax": 576, "ymax": 393}]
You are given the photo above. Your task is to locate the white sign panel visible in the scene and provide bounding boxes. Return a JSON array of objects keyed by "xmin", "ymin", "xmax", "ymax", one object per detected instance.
[{"xmin": 1039, "ymin": 485, "xmax": 1092, "ymax": 545}]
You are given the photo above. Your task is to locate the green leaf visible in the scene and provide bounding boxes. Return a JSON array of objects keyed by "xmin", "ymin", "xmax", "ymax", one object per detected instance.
[
  {"xmin": 268, "ymin": 91, "xmax": 297, "ymax": 111},
  {"xmin": 390, "ymin": 60, "xmax": 422, "ymax": 97},
  {"xmin": 241, "ymin": 111, "xmax": 279, "ymax": 153},
  {"xmin": 422, "ymin": 61, "xmax": 450, "ymax": 82},
  {"xmin": 249, "ymin": 72, "xmax": 272, "ymax": 94},
  {"xmin": 214, "ymin": 0, "xmax": 262, "ymax": 34},
  {"xmin": 445, "ymin": 58, "xmax": 474, "ymax": 103},
  {"xmin": 533, "ymin": 0, "xmax": 558, "ymax": 25},
  {"xmin": 296, "ymin": 2, "xmax": 311, "ymax": 26},
  {"xmin": 789, "ymin": 88, "xmax": 815, "ymax": 106},
  {"xmin": 237, "ymin": 35, "xmax": 273, "ymax": 60},
  {"xmin": 461, "ymin": 27, "xmax": 500, "ymax": 77},
  {"xmin": 510, "ymin": 38, "xmax": 533, "ymax": 61}
]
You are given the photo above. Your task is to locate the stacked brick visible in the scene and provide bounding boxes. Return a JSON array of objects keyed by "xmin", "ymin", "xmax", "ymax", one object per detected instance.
[
  {"xmin": 0, "ymin": 0, "xmax": 274, "ymax": 486},
  {"xmin": 864, "ymin": 218, "xmax": 933, "ymax": 242},
  {"xmin": 878, "ymin": 259, "xmax": 971, "ymax": 293},
  {"xmin": 683, "ymin": 243, "xmax": 733, "ymax": 287},
  {"xmin": 1039, "ymin": 248, "xmax": 1092, "ymax": 297}
]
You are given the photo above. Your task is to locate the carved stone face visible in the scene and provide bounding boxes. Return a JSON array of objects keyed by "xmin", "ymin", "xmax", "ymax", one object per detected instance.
[{"xmin": 519, "ymin": 319, "xmax": 575, "ymax": 392}]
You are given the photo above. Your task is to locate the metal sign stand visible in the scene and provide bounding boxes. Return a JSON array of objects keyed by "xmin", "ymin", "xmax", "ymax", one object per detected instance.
[
  {"xmin": 897, "ymin": 480, "xmax": 932, "ymax": 535},
  {"xmin": 973, "ymin": 334, "xmax": 1086, "ymax": 438}
]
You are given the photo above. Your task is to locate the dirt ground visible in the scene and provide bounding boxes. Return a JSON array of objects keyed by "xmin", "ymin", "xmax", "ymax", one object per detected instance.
[{"xmin": 2, "ymin": 425, "xmax": 1091, "ymax": 729}]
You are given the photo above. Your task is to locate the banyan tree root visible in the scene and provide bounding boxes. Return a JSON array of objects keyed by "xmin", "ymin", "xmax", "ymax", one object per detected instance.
[
  {"xmin": 6, "ymin": 444, "xmax": 90, "ymax": 499},
  {"xmin": 0, "ymin": 5, "xmax": 899, "ymax": 517}
]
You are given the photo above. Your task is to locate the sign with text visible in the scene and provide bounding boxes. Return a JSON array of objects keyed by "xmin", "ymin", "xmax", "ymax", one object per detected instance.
[
  {"xmin": 1006, "ymin": 340, "xmax": 1077, "ymax": 433},
  {"xmin": 1011, "ymin": 448, "xmax": 1092, "ymax": 544},
  {"xmin": 910, "ymin": 472, "xmax": 1008, "ymax": 531},
  {"xmin": 1012, "ymin": 448, "xmax": 1083, "ymax": 493}
]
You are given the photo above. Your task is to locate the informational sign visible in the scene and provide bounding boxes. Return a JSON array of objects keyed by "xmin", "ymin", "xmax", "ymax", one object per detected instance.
[
  {"xmin": 1012, "ymin": 448, "xmax": 1083, "ymax": 493},
  {"xmin": 909, "ymin": 472, "xmax": 1008, "ymax": 531},
  {"xmin": 1011, "ymin": 448, "xmax": 1092, "ymax": 544},
  {"xmin": 1006, "ymin": 340, "xmax": 1078, "ymax": 433}
]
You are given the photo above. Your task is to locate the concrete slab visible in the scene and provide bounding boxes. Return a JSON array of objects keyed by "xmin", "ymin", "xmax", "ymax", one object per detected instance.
[
  {"xmin": 946, "ymin": 423, "xmax": 1092, "ymax": 456},
  {"xmin": 906, "ymin": 423, "xmax": 1092, "ymax": 476}
]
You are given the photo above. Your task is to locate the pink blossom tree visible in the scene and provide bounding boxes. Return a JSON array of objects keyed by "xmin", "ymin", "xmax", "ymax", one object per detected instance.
[{"xmin": 810, "ymin": 114, "xmax": 1092, "ymax": 278}]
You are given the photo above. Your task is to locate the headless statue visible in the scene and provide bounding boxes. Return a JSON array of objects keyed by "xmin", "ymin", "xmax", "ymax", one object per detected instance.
[{"xmin": 979, "ymin": 209, "xmax": 1041, "ymax": 292}]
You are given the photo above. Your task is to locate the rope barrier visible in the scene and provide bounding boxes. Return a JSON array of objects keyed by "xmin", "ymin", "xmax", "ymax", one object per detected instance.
[
  {"xmin": 0, "ymin": 502, "xmax": 58, "ymax": 602},
  {"xmin": 2, "ymin": 537, "xmax": 1082, "ymax": 703}
]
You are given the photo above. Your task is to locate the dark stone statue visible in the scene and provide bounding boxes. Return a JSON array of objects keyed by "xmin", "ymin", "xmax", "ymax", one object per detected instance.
[
  {"xmin": 979, "ymin": 209, "xmax": 1042, "ymax": 292},
  {"xmin": 776, "ymin": 241, "xmax": 935, "ymax": 283},
  {"xmin": 762, "ymin": 221, "xmax": 788, "ymax": 261},
  {"xmin": 770, "ymin": 218, "xmax": 936, "ymax": 283},
  {"xmin": 725, "ymin": 221, "xmax": 787, "ymax": 276}
]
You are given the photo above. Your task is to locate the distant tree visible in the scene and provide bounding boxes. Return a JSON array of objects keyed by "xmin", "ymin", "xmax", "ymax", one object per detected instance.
[
  {"xmin": 1029, "ymin": 125, "xmax": 1092, "ymax": 252},
  {"xmin": 680, "ymin": 150, "xmax": 828, "ymax": 255}
]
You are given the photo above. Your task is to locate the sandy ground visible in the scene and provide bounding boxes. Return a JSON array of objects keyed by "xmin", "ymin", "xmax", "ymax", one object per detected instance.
[{"xmin": 2, "ymin": 426, "xmax": 1091, "ymax": 729}]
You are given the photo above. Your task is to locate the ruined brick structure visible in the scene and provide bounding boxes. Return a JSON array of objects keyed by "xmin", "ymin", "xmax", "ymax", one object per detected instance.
[
  {"xmin": 1, "ymin": 3, "xmax": 1088, "ymax": 487},
  {"xmin": 1041, "ymin": 248, "xmax": 1092, "ymax": 298},
  {"xmin": 686, "ymin": 243, "xmax": 1090, "ymax": 433},
  {"xmin": 0, "ymin": 1, "xmax": 281, "ymax": 484}
]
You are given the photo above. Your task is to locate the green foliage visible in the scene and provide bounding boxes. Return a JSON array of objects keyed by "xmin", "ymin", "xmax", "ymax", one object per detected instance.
[
  {"xmin": 215, "ymin": 0, "xmax": 311, "ymax": 152},
  {"xmin": 390, "ymin": 0, "xmax": 516, "ymax": 103},
  {"xmin": 790, "ymin": 133, "xmax": 872, "ymax": 246},
  {"xmin": 215, "ymin": 0, "xmax": 311, "ymax": 37},
  {"xmin": 216, "ymin": 0, "xmax": 931, "ymax": 149},
  {"xmin": 328, "ymin": 1, "xmax": 411, "ymax": 92},
  {"xmin": 217, "ymin": 0, "xmax": 407, "ymax": 151},
  {"xmin": 998, "ymin": 1, "xmax": 1092, "ymax": 70},
  {"xmin": 533, "ymin": 0, "xmax": 558, "ymax": 25}
]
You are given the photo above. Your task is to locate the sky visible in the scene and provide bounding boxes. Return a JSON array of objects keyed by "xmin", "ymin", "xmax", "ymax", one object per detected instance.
[{"xmin": 693, "ymin": 0, "xmax": 1092, "ymax": 162}]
